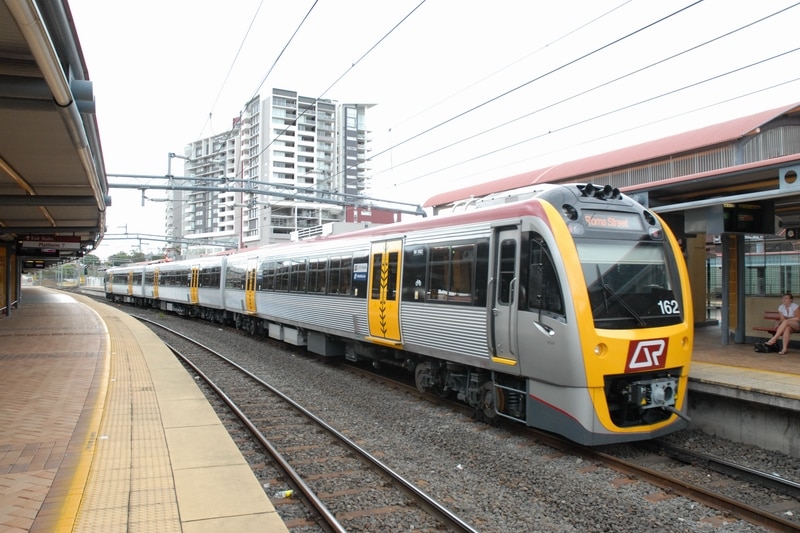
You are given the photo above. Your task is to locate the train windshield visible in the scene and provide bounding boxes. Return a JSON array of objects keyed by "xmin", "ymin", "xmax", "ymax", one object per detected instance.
[{"xmin": 576, "ymin": 240, "xmax": 683, "ymax": 329}]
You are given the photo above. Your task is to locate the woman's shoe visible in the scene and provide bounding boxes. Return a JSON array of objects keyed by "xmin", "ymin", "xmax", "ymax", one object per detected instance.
[{"xmin": 779, "ymin": 350, "xmax": 788, "ymax": 355}]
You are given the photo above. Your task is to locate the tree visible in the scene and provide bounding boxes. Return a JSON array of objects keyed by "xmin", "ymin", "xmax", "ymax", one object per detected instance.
[
  {"xmin": 83, "ymin": 254, "xmax": 101, "ymax": 266},
  {"xmin": 105, "ymin": 250, "xmax": 148, "ymax": 266},
  {"xmin": 106, "ymin": 252, "xmax": 133, "ymax": 266}
]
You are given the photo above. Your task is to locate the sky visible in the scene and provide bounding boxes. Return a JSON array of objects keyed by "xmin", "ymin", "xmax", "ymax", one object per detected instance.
[{"xmin": 66, "ymin": 0, "xmax": 800, "ymax": 259}]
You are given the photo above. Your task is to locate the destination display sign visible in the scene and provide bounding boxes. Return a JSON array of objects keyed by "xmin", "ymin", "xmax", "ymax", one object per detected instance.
[{"xmin": 583, "ymin": 211, "xmax": 643, "ymax": 231}]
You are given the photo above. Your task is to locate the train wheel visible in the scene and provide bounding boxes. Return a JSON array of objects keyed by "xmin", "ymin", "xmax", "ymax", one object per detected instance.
[
  {"xmin": 415, "ymin": 363, "xmax": 431, "ymax": 393},
  {"xmin": 415, "ymin": 363, "xmax": 450, "ymax": 397},
  {"xmin": 480, "ymin": 381, "xmax": 504, "ymax": 421}
]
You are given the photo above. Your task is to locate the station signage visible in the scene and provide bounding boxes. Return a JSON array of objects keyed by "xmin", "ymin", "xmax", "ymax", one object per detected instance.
[{"xmin": 18, "ymin": 235, "xmax": 81, "ymax": 251}]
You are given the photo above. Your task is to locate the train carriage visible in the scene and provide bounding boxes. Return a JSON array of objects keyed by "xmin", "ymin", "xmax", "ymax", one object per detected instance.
[
  {"xmin": 223, "ymin": 251, "xmax": 264, "ymax": 334},
  {"xmin": 147, "ymin": 256, "xmax": 227, "ymax": 320},
  {"xmin": 105, "ymin": 263, "xmax": 146, "ymax": 304},
  {"xmin": 106, "ymin": 183, "xmax": 693, "ymax": 445}
]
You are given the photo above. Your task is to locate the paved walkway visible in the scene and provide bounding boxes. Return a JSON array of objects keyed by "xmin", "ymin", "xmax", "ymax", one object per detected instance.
[{"xmin": 0, "ymin": 288, "xmax": 288, "ymax": 533}]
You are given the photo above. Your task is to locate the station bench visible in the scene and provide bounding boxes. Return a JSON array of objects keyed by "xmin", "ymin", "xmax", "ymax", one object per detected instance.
[{"xmin": 753, "ymin": 311, "xmax": 781, "ymax": 336}]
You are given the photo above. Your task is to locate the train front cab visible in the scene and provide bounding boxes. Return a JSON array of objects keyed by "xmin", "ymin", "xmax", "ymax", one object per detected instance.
[{"xmin": 506, "ymin": 200, "xmax": 692, "ymax": 445}]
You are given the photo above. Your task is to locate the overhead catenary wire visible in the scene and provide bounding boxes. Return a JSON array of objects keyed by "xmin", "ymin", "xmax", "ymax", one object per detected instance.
[
  {"xmin": 387, "ymin": 0, "xmax": 635, "ymax": 131},
  {"xmin": 393, "ymin": 47, "xmax": 800, "ymax": 190},
  {"xmin": 244, "ymin": 1, "xmax": 428, "ymax": 182},
  {"xmin": 366, "ymin": 0, "xmax": 706, "ymax": 175},
  {"xmin": 195, "ymin": 0, "xmax": 267, "ymax": 139},
  {"xmin": 271, "ymin": 0, "xmax": 707, "ymax": 195},
  {"xmin": 371, "ymin": 1, "xmax": 800, "ymax": 189}
]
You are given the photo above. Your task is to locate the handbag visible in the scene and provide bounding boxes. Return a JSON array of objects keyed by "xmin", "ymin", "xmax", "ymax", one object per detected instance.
[{"xmin": 754, "ymin": 341, "xmax": 779, "ymax": 353}]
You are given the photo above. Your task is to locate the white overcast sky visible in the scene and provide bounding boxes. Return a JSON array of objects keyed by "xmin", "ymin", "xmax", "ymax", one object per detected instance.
[{"xmin": 67, "ymin": 0, "xmax": 800, "ymax": 258}]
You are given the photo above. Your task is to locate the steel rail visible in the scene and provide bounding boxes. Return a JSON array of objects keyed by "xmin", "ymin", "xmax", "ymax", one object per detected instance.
[{"xmin": 138, "ymin": 316, "xmax": 479, "ymax": 533}]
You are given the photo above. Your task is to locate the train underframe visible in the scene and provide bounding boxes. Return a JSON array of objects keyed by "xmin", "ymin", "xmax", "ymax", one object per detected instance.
[{"xmin": 411, "ymin": 359, "xmax": 527, "ymax": 424}]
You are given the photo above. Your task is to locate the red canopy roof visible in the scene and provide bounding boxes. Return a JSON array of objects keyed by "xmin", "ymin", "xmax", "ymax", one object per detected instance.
[{"xmin": 424, "ymin": 103, "xmax": 799, "ymax": 208}]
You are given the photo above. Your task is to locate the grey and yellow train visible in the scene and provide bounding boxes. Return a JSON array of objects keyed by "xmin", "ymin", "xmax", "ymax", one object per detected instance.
[{"xmin": 106, "ymin": 183, "xmax": 693, "ymax": 445}]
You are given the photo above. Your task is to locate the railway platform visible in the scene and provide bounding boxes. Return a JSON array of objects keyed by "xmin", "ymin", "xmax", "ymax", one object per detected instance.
[
  {"xmin": 690, "ymin": 322, "xmax": 800, "ymax": 456},
  {"xmin": 692, "ymin": 323, "xmax": 800, "ymax": 402},
  {"xmin": 2, "ymin": 288, "xmax": 800, "ymax": 532},
  {"xmin": 0, "ymin": 287, "xmax": 289, "ymax": 533}
]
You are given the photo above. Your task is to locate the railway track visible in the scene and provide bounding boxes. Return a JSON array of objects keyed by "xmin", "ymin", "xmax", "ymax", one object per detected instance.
[
  {"xmin": 73, "ymin": 290, "xmax": 800, "ymax": 530},
  {"xmin": 614, "ymin": 440, "xmax": 800, "ymax": 531},
  {"xmin": 137, "ymin": 316, "xmax": 479, "ymax": 533},
  {"xmin": 342, "ymin": 361, "xmax": 800, "ymax": 531}
]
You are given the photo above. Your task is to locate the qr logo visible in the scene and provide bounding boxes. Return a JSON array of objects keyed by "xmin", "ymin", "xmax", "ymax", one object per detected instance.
[{"xmin": 625, "ymin": 339, "xmax": 668, "ymax": 372}]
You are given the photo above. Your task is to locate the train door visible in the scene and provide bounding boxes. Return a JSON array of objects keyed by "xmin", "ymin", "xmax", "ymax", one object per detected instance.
[
  {"xmin": 126, "ymin": 271, "xmax": 133, "ymax": 296},
  {"xmin": 244, "ymin": 257, "xmax": 258, "ymax": 314},
  {"xmin": 153, "ymin": 268, "xmax": 159, "ymax": 299},
  {"xmin": 366, "ymin": 239, "xmax": 403, "ymax": 347},
  {"xmin": 189, "ymin": 265, "xmax": 199, "ymax": 304},
  {"xmin": 490, "ymin": 227, "xmax": 519, "ymax": 365}
]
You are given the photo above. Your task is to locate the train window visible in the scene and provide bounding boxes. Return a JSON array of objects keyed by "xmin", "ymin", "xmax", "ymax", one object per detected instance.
[
  {"xmin": 262, "ymin": 260, "xmax": 276, "ymax": 291},
  {"xmin": 352, "ymin": 253, "xmax": 368, "ymax": 298},
  {"xmin": 339, "ymin": 255, "xmax": 353, "ymax": 295},
  {"xmin": 426, "ymin": 245, "xmax": 473, "ymax": 304},
  {"xmin": 308, "ymin": 257, "xmax": 327, "ymax": 293},
  {"xmin": 475, "ymin": 241, "xmax": 489, "ymax": 307},
  {"xmin": 402, "ymin": 246, "xmax": 427, "ymax": 302},
  {"xmin": 276, "ymin": 261, "xmax": 290, "ymax": 292},
  {"xmin": 498, "ymin": 239, "xmax": 516, "ymax": 305},
  {"xmin": 579, "ymin": 240, "xmax": 681, "ymax": 328},
  {"xmin": 528, "ymin": 236, "xmax": 564, "ymax": 315},
  {"xmin": 226, "ymin": 264, "xmax": 245, "ymax": 289},
  {"xmin": 450, "ymin": 245, "xmax": 474, "ymax": 303},
  {"xmin": 327, "ymin": 255, "xmax": 354, "ymax": 295},
  {"xmin": 427, "ymin": 246, "xmax": 449, "ymax": 301},
  {"xmin": 371, "ymin": 251, "xmax": 398, "ymax": 301},
  {"xmin": 199, "ymin": 267, "xmax": 220, "ymax": 288},
  {"xmin": 328, "ymin": 256, "xmax": 341, "ymax": 294},
  {"xmin": 404, "ymin": 242, "xmax": 488, "ymax": 306},
  {"xmin": 290, "ymin": 259, "xmax": 307, "ymax": 292}
]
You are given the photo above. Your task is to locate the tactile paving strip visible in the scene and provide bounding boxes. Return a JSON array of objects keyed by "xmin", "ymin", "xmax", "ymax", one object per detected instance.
[{"xmin": 72, "ymin": 316, "xmax": 181, "ymax": 533}]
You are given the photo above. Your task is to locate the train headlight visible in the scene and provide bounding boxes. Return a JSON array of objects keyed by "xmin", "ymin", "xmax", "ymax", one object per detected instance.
[
  {"xmin": 593, "ymin": 343, "xmax": 607, "ymax": 357},
  {"xmin": 568, "ymin": 222, "xmax": 585, "ymax": 236},
  {"xmin": 562, "ymin": 204, "xmax": 578, "ymax": 221},
  {"xmin": 648, "ymin": 227, "xmax": 663, "ymax": 240}
]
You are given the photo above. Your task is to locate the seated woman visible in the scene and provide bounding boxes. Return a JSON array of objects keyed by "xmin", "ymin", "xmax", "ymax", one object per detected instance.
[{"xmin": 765, "ymin": 293, "xmax": 800, "ymax": 355}]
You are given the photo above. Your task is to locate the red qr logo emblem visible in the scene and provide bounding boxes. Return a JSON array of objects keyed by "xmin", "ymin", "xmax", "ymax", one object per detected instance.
[{"xmin": 625, "ymin": 339, "xmax": 668, "ymax": 372}]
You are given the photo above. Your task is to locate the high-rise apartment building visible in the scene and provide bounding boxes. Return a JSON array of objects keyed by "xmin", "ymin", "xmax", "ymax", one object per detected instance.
[
  {"xmin": 166, "ymin": 88, "xmax": 374, "ymax": 254},
  {"xmin": 164, "ymin": 131, "xmax": 238, "ymax": 252}
]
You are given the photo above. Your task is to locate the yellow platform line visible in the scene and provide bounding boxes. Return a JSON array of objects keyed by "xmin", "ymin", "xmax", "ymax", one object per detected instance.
[{"xmin": 52, "ymin": 304, "xmax": 111, "ymax": 532}]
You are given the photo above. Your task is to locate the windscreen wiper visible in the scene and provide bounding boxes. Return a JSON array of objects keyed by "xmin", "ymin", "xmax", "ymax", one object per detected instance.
[{"xmin": 596, "ymin": 265, "xmax": 646, "ymax": 327}]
